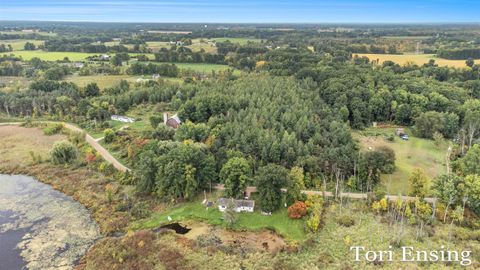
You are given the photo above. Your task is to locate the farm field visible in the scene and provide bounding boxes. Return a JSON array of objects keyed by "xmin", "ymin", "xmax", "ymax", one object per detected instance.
[
  {"xmin": 0, "ymin": 39, "xmax": 44, "ymax": 51},
  {"xmin": 356, "ymin": 53, "xmax": 479, "ymax": 68},
  {"xmin": 355, "ymin": 127, "xmax": 448, "ymax": 195},
  {"xmin": 10, "ymin": 50, "xmax": 97, "ymax": 61},
  {"xmin": 142, "ymin": 61, "xmax": 234, "ymax": 73}
]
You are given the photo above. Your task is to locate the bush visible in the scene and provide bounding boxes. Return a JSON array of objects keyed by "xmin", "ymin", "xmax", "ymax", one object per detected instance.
[
  {"xmin": 287, "ymin": 201, "xmax": 308, "ymax": 219},
  {"xmin": 337, "ymin": 214, "xmax": 355, "ymax": 227},
  {"xmin": 43, "ymin": 123, "xmax": 64, "ymax": 135},
  {"xmin": 104, "ymin": 129, "xmax": 115, "ymax": 143},
  {"xmin": 50, "ymin": 140, "xmax": 78, "ymax": 164}
]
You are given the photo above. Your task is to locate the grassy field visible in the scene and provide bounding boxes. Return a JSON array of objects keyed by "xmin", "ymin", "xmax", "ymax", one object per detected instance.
[
  {"xmin": 356, "ymin": 53, "xmax": 479, "ymax": 68},
  {"xmin": 355, "ymin": 127, "xmax": 448, "ymax": 195},
  {"xmin": 63, "ymin": 74, "xmax": 139, "ymax": 89},
  {"xmin": 210, "ymin": 37, "xmax": 263, "ymax": 44},
  {"xmin": 141, "ymin": 61, "xmax": 233, "ymax": 73},
  {"xmin": 11, "ymin": 50, "xmax": 97, "ymax": 61},
  {"xmin": 0, "ymin": 125, "xmax": 64, "ymax": 166},
  {"xmin": 0, "ymin": 39, "xmax": 44, "ymax": 51},
  {"xmin": 131, "ymin": 199, "xmax": 306, "ymax": 242}
]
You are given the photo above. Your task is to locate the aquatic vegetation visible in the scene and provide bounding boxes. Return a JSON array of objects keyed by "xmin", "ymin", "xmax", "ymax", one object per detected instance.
[{"xmin": 0, "ymin": 174, "xmax": 101, "ymax": 270}]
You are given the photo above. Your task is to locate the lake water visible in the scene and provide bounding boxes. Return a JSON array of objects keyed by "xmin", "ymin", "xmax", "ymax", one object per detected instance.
[{"xmin": 0, "ymin": 174, "xmax": 101, "ymax": 270}]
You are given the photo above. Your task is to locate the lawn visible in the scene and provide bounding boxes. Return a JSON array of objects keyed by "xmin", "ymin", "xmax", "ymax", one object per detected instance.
[
  {"xmin": 355, "ymin": 127, "xmax": 448, "ymax": 195},
  {"xmin": 131, "ymin": 200, "xmax": 307, "ymax": 242},
  {"xmin": 355, "ymin": 53, "xmax": 479, "ymax": 68}
]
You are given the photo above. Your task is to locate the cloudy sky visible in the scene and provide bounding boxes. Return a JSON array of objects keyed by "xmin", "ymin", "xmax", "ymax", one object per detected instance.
[{"xmin": 0, "ymin": 0, "xmax": 479, "ymax": 23}]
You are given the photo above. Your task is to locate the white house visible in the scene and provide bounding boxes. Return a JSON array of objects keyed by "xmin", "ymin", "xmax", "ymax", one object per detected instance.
[
  {"xmin": 217, "ymin": 198, "xmax": 255, "ymax": 213},
  {"xmin": 111, "ymin": 115, "xmax": 135, "ymax": 123}
]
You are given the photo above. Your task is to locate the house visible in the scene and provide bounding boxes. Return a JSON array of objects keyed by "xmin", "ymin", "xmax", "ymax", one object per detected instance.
[
  {"xmin": 152, "ymin": 74, "xmax": 161, "ymax": 80},
  {"xmin": 111, "ymin": 115, "xmax": 135, "ymax": 123},
  {"xmin": 217, "ymin": 198, "xmax": 255, "ymax": 213},
  {"xmin": 99, "ymin": 54, "xmax": 110, "ymax": 61},
  {"xmin": 163, "ymin": 113, "xmax": 181, "ymax": 128}
]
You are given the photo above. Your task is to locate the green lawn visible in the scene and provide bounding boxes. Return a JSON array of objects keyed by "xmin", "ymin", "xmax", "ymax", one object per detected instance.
[
  {"xmin": 64, "ymin": 75, "xmax": 138, "ymax": 89},
  {"xmin": 131, "ymin": 201, "xmax": 306, "ymax": 242},
  {"xmin": 140, "ymin": 61, "xmax": 234, "ymax": 73},
  {"xmin": 355, "ymin": 127, "xmax": 448, "ymax": 195}
]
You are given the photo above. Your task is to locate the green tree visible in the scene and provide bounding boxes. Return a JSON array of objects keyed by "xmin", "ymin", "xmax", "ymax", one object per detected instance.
[
  {"xmin": 103, "ymin": 129, "xmax": 115, "ymax": 143},
  {"xmin": 408, "ymin": 169, "xmax": 430, "ymax": 198},
  {"xmin": 84, "ymin": 82, "xmax": 100, "ymax": 97},
  {"xmin": 286, "ymin": 166, "xmax": 306, "ymax": 205},
  {"xmin": 175, "ymin": 121, "xmax": 209, "ymax": 142},
  {"xmin": 220, "ymin": 157, "xmax": 251, "ymax": 199},
  {"xmin": 454, "ymin": 144, "xmax": 480, "ymax": 176},
  {"xmin": 50, "ymin": 140, "xmax": 78, "ymax": 164},
  {"xmin": 223, "ymin": 199, "xmax": 238, "ymax": 228},
  {"xmin": 24, "ymin": 42, "xmax": 36, "ymax": 51},
  {"xmin": 256, "ymin": 164, "xmax": 287, "ymax": 213},
  {"xmin": 465, "ymin": 174, "xmax": 480, "ymax": 215}
]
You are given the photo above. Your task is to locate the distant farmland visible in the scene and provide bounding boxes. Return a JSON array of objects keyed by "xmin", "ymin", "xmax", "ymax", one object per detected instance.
[{"xmin": 356, "ymin": 53, "xmax": 479, "ymax": 68}]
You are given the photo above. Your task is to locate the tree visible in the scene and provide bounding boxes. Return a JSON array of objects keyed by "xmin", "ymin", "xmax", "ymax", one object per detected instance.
[
  {"xmin": 149, "ymin": 115, "xmax": 163, "ymax": 129},
  {"xmin": 104, "ymin": 129, "xmax": 115, "ymax": 143},
  {"xmin": 256, "ymin": 164, "xmax": 287, "ymax": 213},
  {"xmin": 286, "ymin": 166, "xmax": 306, "ymax": 205},
  {"xmin": 175, "ymin": 121, "xmax": 209, "ymax": 142},
  {"xmin": 408, "ymin": 169, "xmax": 430, "ymax": 198},
  {"xmin": 287, "ymin": 201, "xmax": 307, "ymax": 219},
  {"xmin": 223, "ymin": 199, "xmax": 238, "ymax": 227},
  {"xmin": 152, "ymin": 125, "xmax": 175, "ymax": 140},
  {"xmin": 465, "ymin": 174, "xmax": 480, "ymax": 215},
  {"xmin": 433, "ymin": 174, "xmax": 463, "ymax": 222},
  {"xmin": 84, "ymin": 83, "xmax": 100, "ymax": 97},
  {"xmin": 220, "ymin": 157, "xmax": 251, "ymax": 199},
  {"xmin": 24, "ymin": 42, "xmax": 36, "ymax": 51},
  {"xmin": 466, "ymin": 58, "xmax": 475, "ymax": 68},
  {"xmin": 50, "ymin": 140, "xmax": 78, "ymax": 164},
  {"xmin": 454, "ymin": 144, "xmax": 480, "ymax": 176},
  {"xmin": 155, "ymin": 141, "xmax": 216, "ymax": 200}
]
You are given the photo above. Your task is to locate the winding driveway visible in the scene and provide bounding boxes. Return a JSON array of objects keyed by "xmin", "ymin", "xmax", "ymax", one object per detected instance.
[{"xmin": 1, "ymin": 121, "xmax": 435, "ymax": 202}]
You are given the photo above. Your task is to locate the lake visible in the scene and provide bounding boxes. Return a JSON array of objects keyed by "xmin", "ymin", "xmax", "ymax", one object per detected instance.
[{"xmin": 0, "ymin": 174, "xmax": 101, "ymax": 270}]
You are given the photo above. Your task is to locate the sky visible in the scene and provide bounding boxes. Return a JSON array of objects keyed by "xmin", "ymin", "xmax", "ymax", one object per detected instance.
[{"xmin": 0, "ymin": 0, "xmax": 479, "ymax": 23}]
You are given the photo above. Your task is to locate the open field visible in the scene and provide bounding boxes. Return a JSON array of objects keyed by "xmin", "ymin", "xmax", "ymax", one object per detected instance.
[
  {"xmin": 0, "ymin": 125, "xmax": 64, "ymax": 166},
  {"xmin": 355, "ymin": 53, "xmax": 480, "ymax": 68},
  {"xmin": 146, "ymin": 41, "xmax": 217, "ymax": 53},
  {"xmin": 63, "ymin": 74, "xmax": 139, "ymax": 89},
  {"xmin": 210, "ymin": 37, "xmax": 263, "ymax": 44},
  {"xmin": 0, "ymin": 76, "xmax": 31, "ymax": 92},
  {"xmin": 380, "ymin": 36, "xmax": 432, "ymax": 40},
  {"xmin": 355, "ymin": 127, "xmax": 448, "ymax": 195},
  {"xmin": 0, "ymin": 39, "xmax": 44, "ymax": 51},
  {"xmin": 11, "ymin": 50, "xmax": 97, "ymax": 61}
]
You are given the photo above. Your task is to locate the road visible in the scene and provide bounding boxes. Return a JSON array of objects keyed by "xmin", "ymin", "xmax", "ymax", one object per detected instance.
[{"xmin": 2, "ymin": 121, "xmax": 435, "ymax": 202}]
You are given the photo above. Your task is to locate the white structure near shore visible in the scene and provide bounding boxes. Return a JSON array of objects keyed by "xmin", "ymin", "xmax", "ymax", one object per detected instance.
[{"xmin": 111, "ymin": 115, "xmax": 135, "ymax": 123}]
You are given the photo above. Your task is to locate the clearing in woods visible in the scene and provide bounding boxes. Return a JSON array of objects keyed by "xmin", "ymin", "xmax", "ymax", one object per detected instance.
[
  {"xmin": 355, "ymin": 53, "xmax": 479, "ymax": 68},
  {"xmin": 354, "ymin": 127, "xmax": 448, "ymax": 195}
]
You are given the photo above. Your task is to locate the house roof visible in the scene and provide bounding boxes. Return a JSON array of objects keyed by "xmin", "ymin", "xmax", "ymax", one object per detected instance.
[
  {"xmin": 217, "ymin": 198, "xmax": 255, "ymax": 208},
  {"xmin": 170, "ymin": 114, "xmax": 181, "ymax": 124}
]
